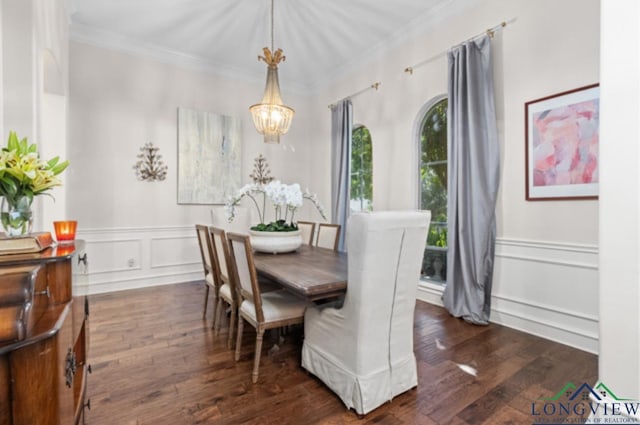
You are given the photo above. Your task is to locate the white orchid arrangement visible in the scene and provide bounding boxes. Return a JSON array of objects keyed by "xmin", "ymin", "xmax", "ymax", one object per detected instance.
[{"xmin": 226, "ymin": 180, "xmax": 326, "ymax": 232}]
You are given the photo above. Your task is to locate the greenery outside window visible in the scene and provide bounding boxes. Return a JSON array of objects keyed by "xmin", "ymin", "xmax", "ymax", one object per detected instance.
[
  {"xmin": 419, "ymin": 97, "xmax": 448, "ymax": 283},
  {"xmin": 351, "ymin": 125, "xmax": 373, "ymax": 212}
]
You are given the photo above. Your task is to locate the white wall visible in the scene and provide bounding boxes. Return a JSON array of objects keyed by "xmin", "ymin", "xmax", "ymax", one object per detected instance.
[
  {"xmin": 2, "ymin": 0, "xmax": 35, "ymax": 138},
  {"xmin": 69, "ymin": 41, "xmax": 316, "ymax": 229},
  {"xmin": 307, "ymin": 0, "xmax": 600, "ymax": 352},
  {"xmin": 599, "ymin": 0, "xmax": 640, "ymax": 401},
  {"xmin": 67, "ymin": 0, "xmax": 602, "ymax": 353},
  {"xmin": 34, "ymin": 0, "xmax": 71, "ymax": 231},
  {"xmin": 1, "ymin": 0, "xmax": 69, "ymax": 232},
  {"xmin": 0, "ymin": 2, "xmax": 3, "ymax": 135},
  {"xmin": 68, "ymin": 41, "xmax": 318, "ymax": 294}
]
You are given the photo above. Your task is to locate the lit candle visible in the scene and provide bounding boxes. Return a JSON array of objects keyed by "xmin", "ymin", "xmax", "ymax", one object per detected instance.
[{"xmin": 53, "ymin": 220, "xmax": 77, "ymax": 243}]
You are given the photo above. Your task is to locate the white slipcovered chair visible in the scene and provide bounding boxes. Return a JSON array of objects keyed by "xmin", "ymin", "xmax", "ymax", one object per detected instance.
[{"xmin": 301, "ymin": 210, "xmax": 431, "ymax": 415}]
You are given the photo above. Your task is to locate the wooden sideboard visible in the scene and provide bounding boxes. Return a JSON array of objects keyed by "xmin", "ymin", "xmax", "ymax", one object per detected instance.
[{"xmin": 0, "ymin": 241, "xmax": 89, "ymax": 425}]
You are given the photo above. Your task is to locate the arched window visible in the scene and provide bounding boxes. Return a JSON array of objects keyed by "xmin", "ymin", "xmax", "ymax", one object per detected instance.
[
  {"xmin": 351, "ymin": 125, "xmax": 373, "ymax": 212},
  {"xmin": 418, "ymin": 97, "xmax": 448, "ymax": 283}
]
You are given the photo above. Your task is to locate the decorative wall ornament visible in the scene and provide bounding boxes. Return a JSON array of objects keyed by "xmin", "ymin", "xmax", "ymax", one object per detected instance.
[
  {"xmin": 177, "ymin": 107, "xmax": 242, "ymax": 204},
  {"xmin": 249, "ymin": 154, "xmax": 274, "ymax": 185},
  {"xmin": 133, "ymin": 142, "xmax": 168, "ymax": 182}
]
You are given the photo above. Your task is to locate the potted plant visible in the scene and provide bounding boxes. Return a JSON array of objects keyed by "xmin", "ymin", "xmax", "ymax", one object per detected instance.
[
  {"xmin": 226, "ymin": 180, "xmax": 326, "ymax": 253},
  {"xmin": 0, "ymin": 131, "xmax": 69, "ymax": 236}
]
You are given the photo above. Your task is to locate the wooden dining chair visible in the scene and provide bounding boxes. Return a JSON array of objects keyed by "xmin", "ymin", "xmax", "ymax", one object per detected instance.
[
  {"xmin": 316, "ymin": 223, "xmax": 341, "ymax": 251},
  {"xmin": 296, "ymin": 220, "xmax": 316, "ymax": 245},
  {"xmin": 195, "ymin": 224, "xmax": 218, "ymax": 325},
  {"xmin": 227, "ymin": 232, "xmax": 307, "ymax": 384},
  {"xmin": 209, "ymin": 226, "xmax": 238, "ymax": 349}
]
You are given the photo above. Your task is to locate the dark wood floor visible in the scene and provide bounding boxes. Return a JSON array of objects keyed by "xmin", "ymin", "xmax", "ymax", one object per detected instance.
[{"xmin": 84, "ymin": 282, "xmax": 597, "ymax": 425}]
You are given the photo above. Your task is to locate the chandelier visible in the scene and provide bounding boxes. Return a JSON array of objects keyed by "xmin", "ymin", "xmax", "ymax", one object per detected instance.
[{"xmin": 249, "ymin": 0, "xmax": 294, "ymax": 144}]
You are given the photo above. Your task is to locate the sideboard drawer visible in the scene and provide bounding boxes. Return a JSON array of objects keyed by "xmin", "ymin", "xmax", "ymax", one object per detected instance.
[
  {"xmin": 0, "ymin": 265, "xmax": 48, "ymax": 344},
  {"xmin": 10, "ymin": 304, "xmax": 74, "ymax": 425}
]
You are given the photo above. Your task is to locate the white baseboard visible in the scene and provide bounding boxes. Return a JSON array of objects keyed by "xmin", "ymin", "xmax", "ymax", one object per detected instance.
[
  {"xmin": 417, "ymin": 280, "xmax": 444, "ymax": 307},
  {"xmin": 76, "ymin": 271, "xmax": 202, "ymax": 295}
]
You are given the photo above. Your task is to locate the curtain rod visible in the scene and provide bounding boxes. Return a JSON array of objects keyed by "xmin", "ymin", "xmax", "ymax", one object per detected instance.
[
  {"xmin": 404, "ymin": 17, "xmax": 516, "ymax": 75},
  {"xmin": 328, "ymin": 82, "xmax": 381, "ymax": 109}
]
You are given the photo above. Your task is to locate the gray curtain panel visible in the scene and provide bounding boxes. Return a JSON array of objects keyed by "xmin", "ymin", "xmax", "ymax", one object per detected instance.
[
  {"xmin": 330, "ymin": 99, "xmax": 352, "ymax": 252},
  {"xmin": 442, "ymin": 35, "xmax": 500, "ymax": 325}
]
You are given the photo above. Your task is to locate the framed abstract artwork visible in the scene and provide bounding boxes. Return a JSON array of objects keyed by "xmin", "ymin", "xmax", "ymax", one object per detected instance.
[
  {"xmin": 525, "ymin": 84, "xmax": 599, "ymax": 201},
  {"xmin": 177, "ymin": 107, "xmax": 242, "ymax": 204}
]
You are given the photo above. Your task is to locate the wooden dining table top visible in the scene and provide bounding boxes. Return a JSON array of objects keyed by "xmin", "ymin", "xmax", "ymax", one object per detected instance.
[{"xmin": 252, "ymin": 244, "xmax": 347, "ymax": 301}]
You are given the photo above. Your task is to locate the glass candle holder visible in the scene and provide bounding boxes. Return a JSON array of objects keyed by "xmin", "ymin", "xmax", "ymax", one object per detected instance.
[{"xmin": 53, "ymin": 220, "xmax": 77, "ymax": 244}]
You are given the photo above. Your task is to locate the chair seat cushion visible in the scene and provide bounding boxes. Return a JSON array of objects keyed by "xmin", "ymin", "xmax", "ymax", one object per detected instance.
[
  {"xmin": 240, "ymin": 290, "xmax": 307, "ymax": 323},
  {"xmin": 205, "ymin": 273, "xmax": 215, "ymax": 287},
  {"xmin": 219, "ymin": 283, "xmax": 233, "ymax": 303}
]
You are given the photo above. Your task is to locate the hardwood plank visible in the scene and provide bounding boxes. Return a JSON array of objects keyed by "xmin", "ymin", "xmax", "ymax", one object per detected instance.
[
  {"xmin": 84, "ymin": 282, "xmax": 597, "ymax": 424},
  {"xmin": 479, "ymin": 405, "xmax": 530, "ymax": 425}
]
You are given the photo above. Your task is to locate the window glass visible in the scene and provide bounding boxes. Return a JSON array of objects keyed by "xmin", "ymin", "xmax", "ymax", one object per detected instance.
[
  {"xmin": 419, "ymin": 98, "xmax": 448, "ymax": 283},
  {"xmin": 351, "ymin": 126, "xmax": 373, "ymax": 212}
]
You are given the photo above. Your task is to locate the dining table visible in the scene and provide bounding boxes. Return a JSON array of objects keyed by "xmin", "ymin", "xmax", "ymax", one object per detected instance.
[{"xmin": 252, "ymin": 244, "xmax": 348, "ymax": 301}]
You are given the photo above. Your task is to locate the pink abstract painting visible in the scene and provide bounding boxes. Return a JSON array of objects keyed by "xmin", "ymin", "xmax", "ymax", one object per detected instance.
[{"xmin": 531, "ymin": 99, "xmax": 599, "ymax": 187}]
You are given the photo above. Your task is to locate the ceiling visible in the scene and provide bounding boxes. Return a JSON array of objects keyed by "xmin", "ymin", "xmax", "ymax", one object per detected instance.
[{"xmin": 68, "ymin": 0, "xmax": 477, "ymax": 94}]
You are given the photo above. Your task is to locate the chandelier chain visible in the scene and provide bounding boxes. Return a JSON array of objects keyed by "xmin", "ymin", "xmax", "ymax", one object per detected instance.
[{"xmin": 270, "ymin": 0, "xmax": 274, "ymax": 51}]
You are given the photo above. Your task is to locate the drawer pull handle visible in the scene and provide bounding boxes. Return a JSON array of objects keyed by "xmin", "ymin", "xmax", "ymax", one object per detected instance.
[
  {"xmin": 88, "ymin": 364, "xmax": 92, "ymax": 374},
  {"xmin": 35, "ymin": 286, "xmax": 50, "ymax": 298},
  {"xmin": 78, "ymin": 253, "xmax": 88, "ymax": 266},
  {"xmin": 85, "ymin": 398, "xmax": 91, "ymax": 411}
]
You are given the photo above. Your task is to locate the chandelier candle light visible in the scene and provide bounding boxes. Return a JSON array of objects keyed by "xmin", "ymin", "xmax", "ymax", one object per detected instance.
[{"xmin": 249, "ymin": 0, "xmax": 294, "ymax": 144}]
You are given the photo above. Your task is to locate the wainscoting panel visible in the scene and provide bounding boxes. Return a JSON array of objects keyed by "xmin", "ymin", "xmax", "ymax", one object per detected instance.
[
  {"xmin": 75, "ymin": 226, "xmax": 202, "ymax": 295},
  {"xmin": 150, "ymin": 236, "xmax": 201, "ymax": 269},
  {"xmin": 86, "ymin": 238, "xmax": 143, "ymax": 274},
  {"xmin": 417, "ymin": 238, "xmax": 599, "ymax": 354}
]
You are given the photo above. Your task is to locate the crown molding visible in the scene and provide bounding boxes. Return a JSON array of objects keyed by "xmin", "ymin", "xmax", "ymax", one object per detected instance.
[{"xmin": 64, "ymin": 0, "xmax": 77, "ymax": 25}]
